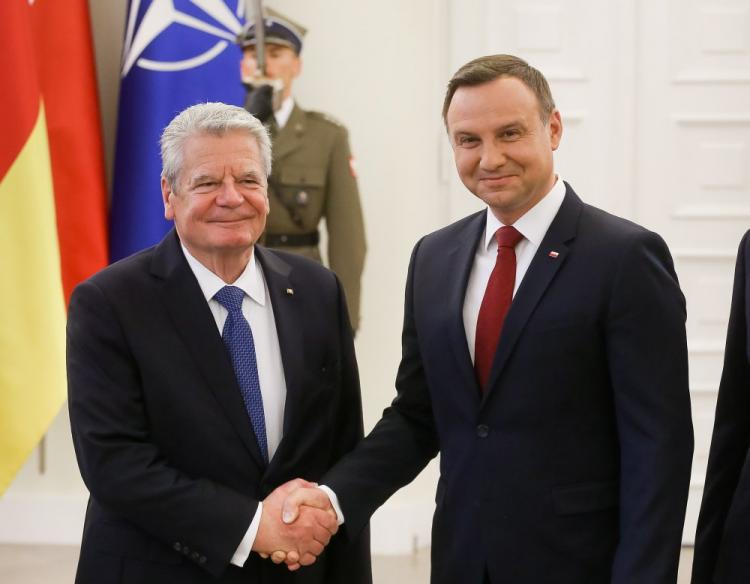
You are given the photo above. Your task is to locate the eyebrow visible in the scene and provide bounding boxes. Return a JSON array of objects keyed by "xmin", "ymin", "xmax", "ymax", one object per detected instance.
[
  {"xmin": 237, "ymin": 170, "xmax": 264, "ymax": 182},
  {"xmin": 188, "ymin": 174, "xmax": 217, "ymax": 186}
]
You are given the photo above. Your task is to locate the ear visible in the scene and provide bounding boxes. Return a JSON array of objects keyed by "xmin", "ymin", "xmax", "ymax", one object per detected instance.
[
  {"xmin": 548, "ymin": 109, "xmax": 563, "ymax": 151},
  {"xmin": 292, "ymin": 54, "xmax": 302, "ymax": 79},
  {"xmin": 161, "ymin": 178, "xmax": 175, "ymax": 220}
]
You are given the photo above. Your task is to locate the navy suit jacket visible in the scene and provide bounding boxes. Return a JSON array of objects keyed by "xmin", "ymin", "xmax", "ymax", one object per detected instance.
[
  {"xmin": 67, "ymin": 230, "xmax": 371, "ymax": 584},
  {"xmin": 693, "ymin": 230, "xmax": 750, "ymax": 584},
  {"xmin": 324, "ymin": 184, "xmax": 693, "ymax": 584}
]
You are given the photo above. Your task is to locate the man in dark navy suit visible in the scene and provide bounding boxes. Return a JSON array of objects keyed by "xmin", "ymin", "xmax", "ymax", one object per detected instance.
[
  {"xmin": 693, "ymin": 230, "xmax": 750, "ymax": 584},
  {"xmin": 66, "ymin": 102, "xmax": 371, "ymax": 584},
  {"xmin": 282, "ymin": 54, "xmax": 694, "ymax": 584}
]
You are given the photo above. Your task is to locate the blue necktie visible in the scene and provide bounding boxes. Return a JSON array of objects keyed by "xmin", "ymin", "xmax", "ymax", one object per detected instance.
[{"xmin": 214, "ymin": 286, "xmax": 269, "ymax": 464}]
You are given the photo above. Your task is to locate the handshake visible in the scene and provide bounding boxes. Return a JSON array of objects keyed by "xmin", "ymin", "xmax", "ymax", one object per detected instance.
[{"xmin": 251, "ymin": 478, "xmax": 339, "ymax": 571}]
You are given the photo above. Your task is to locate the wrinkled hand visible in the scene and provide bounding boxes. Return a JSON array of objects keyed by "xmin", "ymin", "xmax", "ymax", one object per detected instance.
[{"xmin": 252, "ymin": 479, "xmax": 338, "ymax": 570}]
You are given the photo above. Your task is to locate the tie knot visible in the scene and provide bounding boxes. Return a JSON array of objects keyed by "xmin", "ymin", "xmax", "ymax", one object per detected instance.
[
  {"xmin": 495, "ymin": 226, "xmax": 523, "ymax": 250},
  {"xmin": 214, "ymin": 285, "xmax": 245, "ymax": 313}
]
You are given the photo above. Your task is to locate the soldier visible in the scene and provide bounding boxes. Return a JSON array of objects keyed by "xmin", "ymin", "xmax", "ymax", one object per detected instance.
[{"xmin": 237, "ymin": 9, "xmax": 367, "ymax": 331}]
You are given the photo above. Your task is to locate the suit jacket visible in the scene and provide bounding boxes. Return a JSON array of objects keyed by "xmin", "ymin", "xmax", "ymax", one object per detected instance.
[
  {"xmin": 692, "ymin": 230, "xmax": 750, "ymax": 584},
  {"xmin": 264, "ymin": 103, "xmax": 367, "ymax": 331},
  {"xmin": 323, "ymin": 184, "xmax": 693, "ymax": 584},
  {"xmin": 66, "ymin": 230, "xmax": 371, "ymax": 584}
]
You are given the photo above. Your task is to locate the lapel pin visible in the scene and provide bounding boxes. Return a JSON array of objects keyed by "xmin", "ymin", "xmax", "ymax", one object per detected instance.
[
  {"xmin": 548, "ymin": 251, "xmax": 559, "ymax": 258},
  {"xmin": 286, "ymin": 288, "xmax": 294, "ymax": 296}
]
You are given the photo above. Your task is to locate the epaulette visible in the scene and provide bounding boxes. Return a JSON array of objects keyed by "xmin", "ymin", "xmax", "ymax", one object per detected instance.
[{"xmin": 306, "ymin": 110, "xmax": 345, "ymax": 128}]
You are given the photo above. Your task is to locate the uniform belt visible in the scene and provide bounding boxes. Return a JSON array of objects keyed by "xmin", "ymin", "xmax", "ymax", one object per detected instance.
[{"xmin": 264, "ymin": 232, "xmax": 320, "ymax": 247}]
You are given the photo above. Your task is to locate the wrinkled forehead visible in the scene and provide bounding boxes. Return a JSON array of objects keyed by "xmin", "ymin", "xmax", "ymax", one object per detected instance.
[{"xmin": 179, "ymin": 132, "xmax": 263, "ymax": 174}]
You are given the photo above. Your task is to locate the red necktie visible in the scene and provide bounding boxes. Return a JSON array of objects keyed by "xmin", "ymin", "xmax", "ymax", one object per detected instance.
[{"xmin": 474, "ymin": 226, "xmax": 523, "ymax": 391}]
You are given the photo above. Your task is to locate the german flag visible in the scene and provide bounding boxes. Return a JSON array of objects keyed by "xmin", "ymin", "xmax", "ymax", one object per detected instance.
[{"xmin": 0, "ymin": 0, "xmax": 108, "ymax": 494}]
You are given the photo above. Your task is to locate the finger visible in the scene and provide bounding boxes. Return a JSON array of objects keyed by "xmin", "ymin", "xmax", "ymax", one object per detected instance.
[
  {"xmin": 299, "ymin": 552, "xmax": 318, "ymax": 567},
  {"xmin": 311, "ymin": 523, "xmax": 333, "ymax": 547},
  {"xmin": 302, "ymin": 540, "xmax": 324, "ymax": 557},
  {"xmin": 285, "ymin": 550, "xmax": 300, "ymax": 564},
  {"xmin": 310, "ymin": 508, "xmax": 339, "ymax": 534},
  {"xmin": 270, "ymin": 551, "xmax": 287, "ymax": 564},
  {"xmin": 286, "ymin": 562, "xmax": 302, "ymax": 571},
  {"xmin": 259, "ymin": 552, "xmax": 269, "ymax": 559}
]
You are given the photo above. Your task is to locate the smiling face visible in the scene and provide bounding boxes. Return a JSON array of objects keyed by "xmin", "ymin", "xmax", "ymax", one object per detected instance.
[
  {"xmin": 446, "ymin": 75, "xmax": 562, "ymax": 225},
  {"xmin": 162, "ymin": 130, "xmax": 269, "ymax": 271}
]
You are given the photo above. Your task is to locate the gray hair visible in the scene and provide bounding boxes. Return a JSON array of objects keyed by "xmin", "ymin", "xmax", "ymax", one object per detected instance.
[{"xmin": 160, "ymin": 102, "xmax": 272, "ymax": 189}]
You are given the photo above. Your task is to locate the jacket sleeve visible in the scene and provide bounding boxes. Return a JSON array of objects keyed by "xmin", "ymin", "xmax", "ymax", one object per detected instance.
[
  {"xmin": 323, "ymin": 238, "xmax": 439, "ymax": 538},
  {"xmin": 67, "ymin": 279, "xmax": 256, "ymax": 579},
  {"xmin": 606, "ymin": 230, "xmax": 694, "ymax": 584},
  {"xmin": 322, "ymin": 273, "xmax": 373, "ymax": 584},
  {"xmin": 692, "ymin": 231, "xmax": 750, "ymax": 584},
  {"xmin": 324, "ymin": 124, "xmax": 367, "ymax": 332}
]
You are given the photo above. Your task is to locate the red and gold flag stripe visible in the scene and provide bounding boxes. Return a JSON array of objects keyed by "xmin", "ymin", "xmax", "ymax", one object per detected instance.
[{"xmin": 0, "ymin": 0, "xmax": 108, "ymax": 494}]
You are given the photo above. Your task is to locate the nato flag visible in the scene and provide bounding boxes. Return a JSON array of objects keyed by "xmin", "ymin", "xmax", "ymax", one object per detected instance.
[{"xmin": 110, "ymin": 0, "xmax": 246, "ymax": 261}]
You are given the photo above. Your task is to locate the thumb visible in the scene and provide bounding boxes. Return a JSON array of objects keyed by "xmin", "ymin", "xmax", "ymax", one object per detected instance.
[
  {"xmin": 281, "ymin": 489, "xmax": 304, "ymax": 524},
  {"xmin": 282, "ymin": 487, "xmax": 331, "ymax": 524}
]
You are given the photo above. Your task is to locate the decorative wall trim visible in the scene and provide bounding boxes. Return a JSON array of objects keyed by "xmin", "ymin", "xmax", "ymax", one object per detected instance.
[
  {"xmin": 672, "ymin": 114, "xmax": 750, "ymax": 125},
  {"xmin": 673, "ymin": 249, "xmax": 737, "ymax": 260},
  {"xmin": 673, "ymin": 205, "xmax": 750, "ymax": 220},
  {"xmin": 0, "ymin": 494, "xmax": 434, "ymax": 555}
]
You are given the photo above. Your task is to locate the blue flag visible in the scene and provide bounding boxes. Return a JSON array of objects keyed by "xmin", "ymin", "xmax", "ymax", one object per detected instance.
[{"xmin": 110, "ymin": 0, "xmax": 246, "ymax": 261}]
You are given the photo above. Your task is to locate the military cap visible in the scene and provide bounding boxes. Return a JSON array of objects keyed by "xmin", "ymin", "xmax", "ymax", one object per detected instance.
[{"xmin": 237, "ymin": 7, "xmax": 307, "ymax": 54}]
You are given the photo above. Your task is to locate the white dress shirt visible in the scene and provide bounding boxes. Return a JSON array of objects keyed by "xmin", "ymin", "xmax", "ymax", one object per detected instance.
[
  {"xmin": 274, "ymin": 96, "xmax": 294, "ymax": 129},
  {"xmin": 182, "ymin": 245, "xmax": 287, "ymax": 567},
  {"xmin": 462, "ymin": 177, "xmax": 566, "ymax": 362}
]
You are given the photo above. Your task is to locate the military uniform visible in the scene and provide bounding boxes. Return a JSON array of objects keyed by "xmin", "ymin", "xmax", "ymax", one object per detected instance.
[
  {"xmin": 261, "ymin": 105, "xmax": 366, "ymax": 331},
  {"xmin": 238, "ymin": 10, "xmax": 366, "ymax": 331}
]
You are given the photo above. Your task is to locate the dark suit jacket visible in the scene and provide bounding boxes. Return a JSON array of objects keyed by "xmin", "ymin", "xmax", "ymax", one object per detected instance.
[
  {"xmin": 692, "ymin": 230, "xmax": 750, "ymax": 584},
  {"xmin": 66, "ymin": 230, "xmax": 371, "ymax": 584},
  {"xmin": 323, "ymin": 184, "xmax": 693, "ymax": 584}
]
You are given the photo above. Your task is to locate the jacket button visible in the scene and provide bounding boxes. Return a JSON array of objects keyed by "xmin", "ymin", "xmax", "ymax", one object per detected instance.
[
  {"xmin": 191, "ymin": 551, "xmax": 200, "ymax": 561},
  {"xmin": 182, "ymin": 546, "xmax": 190, "ymax": 555},
  {"xmin": 476, "ymin": 424, "xmax": 489, "ymax": 438},
  {"xmin": 173, "ymin": 542, "xmax": 182, "ymax": 552},
  {"xmin": 199, "ymin": 555, "xmax": 207, "ymax": 564}
]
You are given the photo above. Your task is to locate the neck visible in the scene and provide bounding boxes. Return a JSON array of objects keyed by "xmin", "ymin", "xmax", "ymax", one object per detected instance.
[{"xmin": 187, "ymin": 245, "xmax": 253, "ymax": 284}]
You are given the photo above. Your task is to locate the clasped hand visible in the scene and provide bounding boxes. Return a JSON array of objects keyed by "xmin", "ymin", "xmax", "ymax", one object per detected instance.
[{"xmin": 251, "ymin": 478, "xmax": 338, "ymax": 571}]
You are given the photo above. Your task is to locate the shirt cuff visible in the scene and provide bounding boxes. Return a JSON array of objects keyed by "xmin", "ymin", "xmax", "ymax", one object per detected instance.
[
  {"xmin": 230, "ymin": 501, "xmax": 262, "ymax": 567},
  {"xmin": 318, "ymin": 485, "xmax": 345, "ymax": 526}
]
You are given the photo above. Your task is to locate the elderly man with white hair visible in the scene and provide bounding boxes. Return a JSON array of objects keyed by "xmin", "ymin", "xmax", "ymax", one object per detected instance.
[{"xmin": 66, "ymin": 102, "xmax": 371, "ymax": 584}]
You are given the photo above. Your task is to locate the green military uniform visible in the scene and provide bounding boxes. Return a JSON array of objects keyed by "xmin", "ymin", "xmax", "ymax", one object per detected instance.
[{"xmin": 263, "ymin": 104, "xmax": 366, "ymax": 331}]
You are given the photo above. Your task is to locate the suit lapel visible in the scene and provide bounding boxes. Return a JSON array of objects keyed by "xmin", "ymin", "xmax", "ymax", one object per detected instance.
[
  {"xmin": 272, "ymin": 105, "xmax": 306, "ymax": 162},
  {"xmin": 151, "ymin": 231, "xmax": 267, "ymax": 468},
  {"xmin": 254, "ymin": 247, "xmax": 304, "ymax": 442},
  {"xmin": 445, "ymin": 212, "xmax": 487, "ymax": 401},
  {"xmin": 482, "ymin": 186, "xmax": 583, "ymax": 400}
]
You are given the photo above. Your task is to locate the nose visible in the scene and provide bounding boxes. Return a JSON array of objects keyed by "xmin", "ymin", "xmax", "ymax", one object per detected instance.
[
  {"xmin": 479, "ymin": 142, "xmax": 507, "ymax": 171},
  {"xmin": 216, "ymin": 181, "xmax": 244, "ymax": 207}
]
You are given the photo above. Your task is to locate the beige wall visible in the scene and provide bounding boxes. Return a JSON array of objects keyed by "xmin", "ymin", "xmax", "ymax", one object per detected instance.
[{"xmin": 1, "ymin": 0, "xmax": 449, "ymax": 553}]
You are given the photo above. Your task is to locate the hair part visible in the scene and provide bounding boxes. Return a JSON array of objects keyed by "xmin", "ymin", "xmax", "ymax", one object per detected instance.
[
  {"xmin": 442, "ymin": 54, "xmax": 556, "ymax": 127},
  {"xmin": 160, "ymin": 102, "xmax": 272, "ymax": 190}
]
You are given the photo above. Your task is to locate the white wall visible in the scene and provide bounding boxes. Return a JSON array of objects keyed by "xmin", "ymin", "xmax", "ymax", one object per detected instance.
[{"xmin": 0, "ymin": 0, "xmax": 449, "ymax": 554}]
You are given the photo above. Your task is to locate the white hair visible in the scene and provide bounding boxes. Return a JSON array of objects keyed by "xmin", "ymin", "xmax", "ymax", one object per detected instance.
[{"xmin": 160, "ymin": 102, "xmax": 272, "ymax": 189}]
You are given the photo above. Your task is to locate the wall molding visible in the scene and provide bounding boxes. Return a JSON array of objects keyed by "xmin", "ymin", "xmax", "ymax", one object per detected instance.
[{"xmin": 0, "ymin": 494, "xmax": 434, "ymax": 555}]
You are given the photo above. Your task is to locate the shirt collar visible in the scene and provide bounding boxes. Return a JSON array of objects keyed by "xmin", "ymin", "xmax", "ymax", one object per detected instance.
[
  {"xmin": 274, "ymin": 96, "xmax": 295, "ymax": 129},
  {"xmin": 483, "ymin": 176, "xmax": 566, "ymax": 250},
  {"xmin": 180, "ymin": 244, "xmax": 266, "ymax": 307}
]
